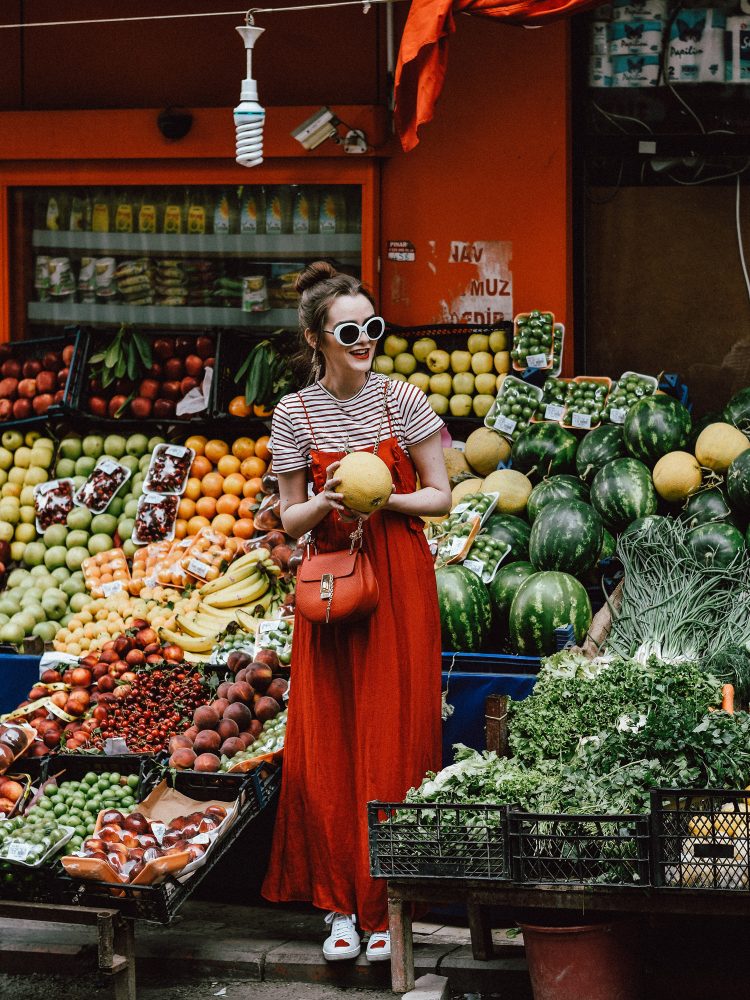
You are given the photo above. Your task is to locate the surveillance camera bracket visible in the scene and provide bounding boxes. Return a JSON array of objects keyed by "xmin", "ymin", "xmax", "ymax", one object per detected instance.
[{"xmin": 343, "ymin": 129, "xmax": 368, "ymax": 154}]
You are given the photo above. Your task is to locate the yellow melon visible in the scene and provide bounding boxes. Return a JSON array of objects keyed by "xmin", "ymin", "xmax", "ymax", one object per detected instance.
[
  {"xmin": 451, "ymin": 478, "xmax": 483, "ymax": 507},
  {"xmin": 464, "ymin": 427, "xmax": 511, "ymax": 477},
  {"xmin": 443, "ymin": 447, "xmax": 471, "ymax": 483},
  {"xmin": 695, "ymin": 422, "xmax": 750, "ymax": 472},
  {"xmin": 481, "ymin": 469, "xmax": 532, "ymax": 515},
  {"xmin": 337, "ymin": 452, "xmax": 394, "ymax": 514},
  {"xmin": 652, "ymin": 451, "xmax": 702, "ymax": 502}
]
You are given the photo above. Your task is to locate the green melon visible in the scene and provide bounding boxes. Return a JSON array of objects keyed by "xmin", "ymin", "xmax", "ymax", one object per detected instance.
[
  {"xmin": 590, "ymin": 458, "xmax": 657, "ymax": 533},
  {"xmin": 435, "ymin": 564, "xmax": 493, "ymax": 653},
  {"xmin": 687, "ymin": 523, "xmax": 746, "ymax": 568},
  {"xmin": 623, "ymin": 395, "xmax": 692, "ymax": 467},
  {"xmin": 511, "ymin": 424, "xmax": 578, "ymax": 483},
  {"xmin": 575, "ymin": 425, "xmax": 627, "ymax": 483},
  {"xmin": 527, "ymin": 475, "xmax": 590, "ymax": 524},
  {"xmin": 509, "ymin": 571, "xmax": 592, "ymax": 656},
  {"xmin": 529, "ymin": 500, "xmax": 604, "ymax": 577}
]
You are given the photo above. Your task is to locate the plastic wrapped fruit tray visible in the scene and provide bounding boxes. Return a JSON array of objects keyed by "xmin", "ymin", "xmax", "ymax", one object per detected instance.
[
  {"xmin": 55, "ymin": 761, "xmax": 281, "ymax": 923},
  {"xmin": 368, "ymin": 801, "xmax": 509, "ymax": 880}
]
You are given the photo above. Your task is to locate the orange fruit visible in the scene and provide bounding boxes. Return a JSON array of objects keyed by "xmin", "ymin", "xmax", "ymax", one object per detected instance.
[
  {"xmin": 195, "ymin": 496, "xmax": 217, "ymax": 519},
  {"xmin": 238, "ymin": 497, "xmax": 257, "ymax": 519},
  {"xmin": 178, "ymin": 498, "xmax": 196, "ymax": 520},
  {"xmin": 232, "ymin": 437, "xmax": 255, "ymax": 460},
  {"xmin": 217, "ymin": 454, "xmax": 241, "ymax": 477},
  {"xmin": 200, "ymin": 472, "xmax": 224, "ymax": 499},
  {"xmin": 174, "ymin": 518, "xmax": 188, "ymax": 540},
  {"xmin": 205, "ymin": 439, "xmax": 229, "ymax": 464},
  {"xmin": 241, "ymin": 456, "xmax": 267, "ymax": 479},
  {"xmin": 216, "ymin": 494, "xmax": 241, "ymax": 516},
  {"xmin": 184, "ymin": 477, "xmax": 202, "ymax": 501},
  {"xmin": 185, "ymin": 435, "xmax": 207, "ymax": 456},
  {"xmin": 191, "ymin": 456, "xmax": 212, "ymax": 479},
  {"xmin": 255, "ymin": 435, "xmax": 271, "ymax": 462},
  {"xmin": 187, "ymin": 515, "xmax": 211, "ymax": 536},
  {"xmin": 243, "ymin": 477, "xmax": 263, "ymax": 498},
  {"xmin": 228, "ymin": 396, "xmax": 251, "ymax": 418},
  {"xmin": 232, "ymin": 517, "xmax": 255, "ymax": 539},
  {"xmin": 222, "ymin": 473, "xmax": 246, "ymax": 497},
  {"xmin": 212, "ymin": 513, "xmax": 236, "ymax": 537}
]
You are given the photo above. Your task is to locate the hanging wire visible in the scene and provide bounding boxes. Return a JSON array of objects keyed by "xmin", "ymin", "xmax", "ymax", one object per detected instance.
[{"xmin": 0, "ymin": 0, "xmax": 406, "ymax": 30}]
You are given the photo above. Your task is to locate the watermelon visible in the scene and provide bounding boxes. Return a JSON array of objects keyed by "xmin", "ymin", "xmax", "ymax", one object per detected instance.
[
  {"xmin": 435, "ymin": 565, "xmax": 493, "ymax": 652},
  {"xmin": 727, "ymin": 451, "xmax": 750, "ymax": 516},
  {"xmin": 599, "ymin": 528, "xmax": 616, "ymax": 561},
  {"xmin": 590, "ymin": 458, "xmax": 657, "ymax": 533},
  {"xmin": 576, "ymin": 425, "xmax": 627, "ymax": 483},
  {"xmin": 488, "ymin": 560, "xmax": 536, "ymax": 636},
  {"xmin": 623, "ymin": 395, "xmax": 692, "ymax": 466},
  {"xmin": 687, "ymin": 523, "xmax": 746, "ymax": 568},
  {"xmin": 680, "ymin": 488, "xmax": 737, "ymax": 529},
  {"xmin": 529, "ymin": 499, "xmax": 603, "ymax": 576},
  {"xmin": 509, "ymin": 571, "xmax": 592, "ymax": 656},
  {"xmin": 724, "ymin": 388, "xmax": 750, "ymax": 434},
  {"xmin": 483, "ymin": 514, "xmax": 531, "ymax": 561},
  {"xmin": 527, "ymin": 475, "xmax": 590, "ymax": 523},
  {"xmin": 511, "ymin": 424, "xmax": 578, "ymax": 483}
]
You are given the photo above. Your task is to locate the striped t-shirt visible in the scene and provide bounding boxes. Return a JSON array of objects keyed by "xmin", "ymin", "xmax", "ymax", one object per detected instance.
[{"xmin": 270, "ymin": 372, "xmax": 444, "ymax": 474}]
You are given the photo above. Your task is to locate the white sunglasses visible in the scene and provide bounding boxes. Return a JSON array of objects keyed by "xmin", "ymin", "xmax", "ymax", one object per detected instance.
[{"xmin": 323, "ymin": 315, "xmax": 386, "ymax": 347}]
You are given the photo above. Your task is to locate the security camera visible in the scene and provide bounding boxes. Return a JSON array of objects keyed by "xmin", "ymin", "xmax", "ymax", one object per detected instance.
[
  {"xmin": 291, "ymin": 107, "xmax": 339, "ymax": 150},
  {"xmin": 157, "ymin": 108, "xmax": 194, "ymax": 141}
]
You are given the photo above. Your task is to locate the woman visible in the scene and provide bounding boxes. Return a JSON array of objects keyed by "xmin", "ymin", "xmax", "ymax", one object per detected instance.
[{"xmin": 262, "ymin": 261, "xmax": 451, "ymax": 962}]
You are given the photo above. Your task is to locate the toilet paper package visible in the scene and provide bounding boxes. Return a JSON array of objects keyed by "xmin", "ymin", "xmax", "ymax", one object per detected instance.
[
  {"xmin": 725, "ymin": 16, "xmax": 750, "ymax": 83},
  {"xmin": 591, "ymin": 20, "xmax": 610, "ymax": 55},
  {"xmin": 667, "ymin": 8, "xmax": 725, "ymax": 83},
  {"xmin": 589, "ymin": 53, "xmax": 614, "ymax": 87},
  {"xmin": 612, "ymin": 0, "xmax": 666, "ymax": 22},
  {"xmin": 609, "ymin": 20, "xmax": 663, "ymax": 56},
  {"xmin": 611, "ymin": 53, "xmax": 661, "ymax": 87}
]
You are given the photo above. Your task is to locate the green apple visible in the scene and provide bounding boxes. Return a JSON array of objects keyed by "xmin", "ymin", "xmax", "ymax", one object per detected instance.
[
  {"xmin": 449, "ymin": 393, "xmax": 473, "ymax": 417},
  {"xmin": 372, "ymin": 355, "xmax": 394, "ymax": 375},
  {"xmin": 389, "ymin": 373, "xmax": 407, "ymax": 382},
  {"xmin": 394, "ymin": 353, "xmax": 417, "ymax": 377},
  {"xmin": 33, "ymin": 437, "xmax": 55, "ymax": 453},
  {"xmin": 108, "ymin": 497, "xmax": 123, "ymax": 518},
  {"xmin": 131, "ymin": 476, "xmax": 144, "ymax": 495},
  {"xmin": 0, "ymin": 470, "xmax": 7, "ymax": 487},
  {"xmin": 66, "ymin": 529, "xmax": 90, "ymax": 550},
  {"xmin": 124, "ymin": 499, "xmax": 139, "ymax": 519},
  {"xmin": 475, "ymin": 373, "xmax": 497, "ymax": 396},
  {"xmin": 0, "ymin": 447, "xmax": 13, "ymax": 471},
  {"xmin": 43, "ymin": 525, "xmax": 68, "ymax": 548},
  {"xmin": 29, "ymin": 565, "xmax": 51, "ymax": 578},
  {"xmin": 450, "ymin": 351, "xmax": 472, "ymax": 374},
  {"xmin": 126, "ymin": 434, "xmax": 149, "ymax": 457},
  {"xmin": 489, "ymin": 329, "xmax": 507, "ymax": 353},
  {"xmin": 429, "ymin": 373, "xmax": 453, "ymax": 397},
  {"xmin": 473, "ymin": 394, "xmax": 494, "ymax": 417},
  {"xmin": 59, "ymin": 437, "xmax": 83, "ymax": 462},
  {"xmin": 72, "ymin": 476, "xmax": 86, "ymax": 490},
  {"xmin": 471, "ymin": 352, "xmax": 494, "ymax": 376},
  {"xmin": 50, "ymin": 565, "xmax": 70, "ymax": 581},
  {"xmin": 0, "ymin": 622, "xmax": 25, "ymax": 645},
  {"xmin": 426, "ymin": 350, "xmax": 450, "ymax": 374},
  {"xmin": 8, "ymin": 468, "xmax": 25, "ymax": 486},
  {"xmin": 23, "ymin": 467, "xmax": 49, "ymax": 488},
  {"xmin": 148, "ymin": 436, "xmax": 166, "ymax": 451},
  {"xmin": 26, "ymin": 604, "xmax": 47, "ymax": 625},
  {"xmin": 408, "ymin": 373, "xmax": 430, "ymax": 393},
  {"xmin": 0, "ymin": 520, "xmax": 14, "ymax": 544},
  {"xmin": 117, "ymin": 518, "xmax": 135, "ymax": 541},
  {"xmin": 19, "ymin": 486, "xmax": 35, "ymax": 507},
  {"xmin": 14, "ymin": 523, "xmax": 36, "ymax": 544},
  {"xmin": 0, "ymin": 614, "xmax": 8, "ymax": 627},
  {"xmin": 55, "ymin": 459, "xmax": 76, "ymax": 479},
  {"xmin": 61, "ymin": 577, "xmax": 86, "ymax": 598},
  {"xmin": 44, "ymin": 546, "xmax": 68, "ymax": 571},
  {"xmin": 120, "ymin": 456, "xmax": 140, "ymax": 475},
  {"xmin": 66, "ymin": 546, "xmax": 90, "ymax": 571},
  {"xmin": 427, "ymin": 394, "xmax": 450, "ymax": 416},
  {"xmin": 33, "ymin": 621, "xmax": 58, "ymax": 642},
  {"xmin": 82, "ymin": 436, "xmax": 104, "ymax": 460},
  {"xmin": 103, "ymin": 435, "xmax": 127, "ymax": 459},
  {"xmin": 19, "ymin": 506, "xmax": 35, "ymax": 525},
  {"xmin": 41, "ymin": 589, "xmax": 68, "ymax": 620},
  {"xmin": 467, "ymin": 333, "xmax": 490, "ymax": 354},
  {"xmin": 452, "ymin": 372, "xmax": 475, "ymax": 396},
  {"xmin": 67, "ymin": 506, "xmax": 93, "ymax": 531},
  {"xmin": 88, "ymin": 534, "xmax": 114, "ymax": 555},
  {"xmin": 0, "ymin": 597, "xmax": 20, "ymax": 617},
  {"xmin": 30, "ymin": 449, "xmax": 54, "ymax": 470},
  {"xmin": 91, "ymin": 513, "xmax": 117, "ymax": 536},
  {"xmin": 1, "ymin": 431, "xmax": 23, "ymax": 451},
  {"xmin": 12, "ymin": 611, "xmax": 37, "ymax": 636},
  {"xmin": 69, "ymin": 592, "xmax": 91, "ymax": 613},
  {"xmin": 75, "ymin": 456, "xmax": 96, "ymax": 478},
  {"xmin": 122, "ymin": 539, "xmax": 137, "ymax": 559},
  {"xmin": 6, "ymin": 568, "xmax": 29, "ymax": 588},
  {"xmin": 21, "ymin": 541, "xmax": 46, "ymax": 567},
  {"xmin": 9, "ymin": 542, "xmax": 26, "ymax": 563},
  {"xmin": 139, "ymin": 454, "xmax": 151, "ymax": 473},
  {"xmin": 0, "ymin": 507, "xmax": 18, "ymax": 529},
  {"xmin": 383, "ymin": 335, "xmax": 408, "ymax": 358},
  {"xmin": 412, "ymin": 338, "xmax": 437, "ymax": 363},
  {"xmin": 12, "ymin": 447, "xmax": 31, "ymax": 469}
]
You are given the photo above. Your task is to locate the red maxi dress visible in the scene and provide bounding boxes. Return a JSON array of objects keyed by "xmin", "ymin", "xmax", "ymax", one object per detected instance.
[{"xmin": 262, "ymin": 393, "xmax": 443, "ymax": 932}]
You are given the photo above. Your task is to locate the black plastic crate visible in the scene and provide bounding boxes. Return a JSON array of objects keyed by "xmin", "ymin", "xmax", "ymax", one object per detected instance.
[
  {"xmin": 508, "ymin": 811, "xmax": 650, "ymax": 887},
  {"xmin": 386, "ymin": 321, "xmax": 513, "ymax": 339},
  {"xmin": 0, "ymin": 329, "xmax": 79, "ymax": 428},
  {"xmin": 0, "ymin": 862, "xmax": 61, "ymax": 904},
  {"xmin": 56, "ymin": 762, "xmax": 281, "ymax": 923},
  {"xmin": 651, "ymin": 789, "xmax": 750, "ymax": 891},
  {"xmin": 43, "ymin": 752, "xmax": 156, "ymax": 787},
  {"xmin": 368, "ymin": 801, "xmax": 509, "ymax": 880},
  {"xmin": 64, "ymin": 327, "xmax": 218, "ymax": 427},
  {"xmin": 212, "ymin": 328, "xmax": 295, "ymax": 424}
]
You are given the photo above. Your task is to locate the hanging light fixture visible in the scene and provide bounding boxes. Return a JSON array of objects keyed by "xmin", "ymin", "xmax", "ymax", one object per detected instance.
[{"xmin": 234, "ymin": 13, "xmax": 265, "ymax": 167}]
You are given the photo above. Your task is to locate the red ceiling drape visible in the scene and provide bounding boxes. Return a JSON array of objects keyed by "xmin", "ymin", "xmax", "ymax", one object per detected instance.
[{"xmin": 394, "ymin": 0, "xmax": 608, "ymax": 151}]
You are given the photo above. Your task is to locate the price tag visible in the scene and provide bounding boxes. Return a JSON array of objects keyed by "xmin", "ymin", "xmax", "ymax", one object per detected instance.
[
  {"xmin": 104, "ymin": 737, "xmax": 129, "ymax": 755},
  {"xmin": 187, "ymin": 558, "xmax": 211, "ymax": 579},
  {"xmin": 5, "ymin": 841, "xmax": 32, "ymax": 862},
  {"xmin": 571, "ymin": 412, "xmax": 592, "ymax": 430},
  {"xmin": 526, "ymin": 353, "xmax": 548, "ymax": 369},
  {"xmin": 463, "ymin": 558, "xmax": 484, "ymax": 577},
  {"xmin": 192, "ymin": 832, "xmax": 212, "ymax": 845},
  {"xmin": 98, "ymin": 458, "xmax": 119, "ymax": 475},
  {"xmin": 447, "ymin": 536, "xmax": 466, "ymax": 558},
  {"xmin": 100, "ymin": 580, "xmax": 124, "ymax": 597},
  {"xmin": 165, "ymin": 445, "xmax": 186, "ymax": 458},
  {"xmin": 494, "ymin": 414, "xmax": 517, "ymax": 434},
  {"xmin": 610, "ymin": 407, "xmax": 627, "ymax": 424},
  {"xmin": 151, "ymin": 823, "xmax": 167, "ymax": 845},
  {"xmin": 257, "ymin": 620, "xmax": 277, "ymax": 640},
  {"xmin": 143, "ymin": 492, "xmax": 163, "ymax": 504},
  {"xmin": 544, "ymin": 403, "xmax": 566, "ymax": 421},
  {"xmin": 36, "ymin": 480, "xmax": 58, "ymax": 496},
  {"xmin": 428, "ymin": 540, "xmax": 439, "ymax": 558}
]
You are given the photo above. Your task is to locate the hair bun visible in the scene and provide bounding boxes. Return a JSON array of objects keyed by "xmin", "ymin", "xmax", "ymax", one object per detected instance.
[{"xmin": 296, "ymin": 260, "xmax": 338, "ymax": 294}]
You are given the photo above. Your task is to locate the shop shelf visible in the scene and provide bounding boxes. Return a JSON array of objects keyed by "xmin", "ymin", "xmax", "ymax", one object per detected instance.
[
  {"xmin": 28, "ymin": 302, "xmax": 298, "ymax": 330},
  {"xmin": 368, "ymin": 801, "xmax": 509, "ymax": 880},
  {"xmin": 212, "ymin": 328, "xmax": 297, "ymax": 421},
  {"xmin": 651, "ymin": 788, "xmax": 750, "ymax": 891},
  {"xmin": 508, "ymin": 810, "xmax": 650, "ymax": 887},
  {"xmin": 31, "ymin": 230, "xmax": 362, "ymax": 259},
  {"xmin": 55, "ymin": 761, "xmax": 281, "ymax": 923}
]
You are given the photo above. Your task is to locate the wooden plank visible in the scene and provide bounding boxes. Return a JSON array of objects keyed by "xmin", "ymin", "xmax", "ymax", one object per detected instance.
[
  {"xmin": 387, "ymin": 895, "xmax": 414, "ymax": 994},
  {"xmin": 0, "ymin": 900, "xmax": 120, "ymax": 925},
  {"xmin": 110, "ymin": 919, "xmax": 136, "ymax": 1000},
  {"xmin": 484, "ymin": 694, "xmax": 508, "ymax": 756},
  {"xmin": 466, "ymin": 901, "xmax": 494, "ymax": 960}
]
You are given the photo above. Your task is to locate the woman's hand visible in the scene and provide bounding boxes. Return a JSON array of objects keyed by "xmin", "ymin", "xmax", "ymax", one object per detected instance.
[{"xmin": 319, "ymin": 460, "xmax": 346, "ymax": 513}]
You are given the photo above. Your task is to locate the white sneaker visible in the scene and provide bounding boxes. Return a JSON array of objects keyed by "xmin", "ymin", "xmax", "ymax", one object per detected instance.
[
  {"xmin": 322, "ymin": 912, "xmax": 361, "ymax": 961},
  {"xmin": 366, "ymin": 931, "xmax": 390, "ymax": 962}
]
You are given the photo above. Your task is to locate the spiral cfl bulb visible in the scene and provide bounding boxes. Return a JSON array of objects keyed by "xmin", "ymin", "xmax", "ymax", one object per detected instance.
[{"xmin": 234, "ymin": 23, "xmax": 265, "ymax": 168}]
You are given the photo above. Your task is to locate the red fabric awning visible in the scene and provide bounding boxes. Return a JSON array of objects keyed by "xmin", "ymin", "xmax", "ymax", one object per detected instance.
[{"xmin": 394, "ymin": 0, "xmax": 608, "ymax": 151}]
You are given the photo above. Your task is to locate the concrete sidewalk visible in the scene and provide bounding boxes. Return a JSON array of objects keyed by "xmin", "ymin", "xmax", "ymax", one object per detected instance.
[{"xmin": 0, "ymin": 900, "xmax": 531, "ymax": 998}]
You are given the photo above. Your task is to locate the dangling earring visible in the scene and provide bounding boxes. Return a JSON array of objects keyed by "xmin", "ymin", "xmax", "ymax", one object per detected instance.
[{"xmin": 312, "ymin": 348, "xmax": 323, "ymax": 382}]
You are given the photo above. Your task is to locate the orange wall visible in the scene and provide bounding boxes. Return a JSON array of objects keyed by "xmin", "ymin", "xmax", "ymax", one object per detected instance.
[{"xmin": 381, "ymin": 17, "xmax": 571, "ymax": 341}]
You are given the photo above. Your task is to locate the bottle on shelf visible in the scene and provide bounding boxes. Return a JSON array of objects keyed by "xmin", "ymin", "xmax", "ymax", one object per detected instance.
[
  {"xmin": 318, "ymin": 188, "xmax": 347, "ymax": 235},
  {"xmin": 68, "ymin": 191, "xmax": 85, "ymax": 232},
  {"xmin": 214, "ymin": 187, "xmax": 240, "ymax": 235},
  {"xmin": 240, "ymin": 186, "xmax": 266, "ymax": 235},
  {"xmin": 114, "ymin": 190, "xmax": 135, "ymax": 233},
  {"xmin": 187, "ymin": 187, "xmax": 210, "ymax": 236},
  {"xmin": 292, "ymin": 186, "xmax": 317, "ymax": 235},
  {"xmin": 138, "ymin": 189, "xmax": 159, "ymax": 234},
  {"xmin": 162, "ymin": 189, "xmax": 185, "ymax": 234},
  {"xmin": 91, "ymin": 189, "xmax": 112, "ymax": 233},
  {"xmin": 81, "ymin": 190, "xmax": 93, "ymax": 231},
  {"xmin": 45, "ymin": 190, "xmax": 67, "ymax": 232}
]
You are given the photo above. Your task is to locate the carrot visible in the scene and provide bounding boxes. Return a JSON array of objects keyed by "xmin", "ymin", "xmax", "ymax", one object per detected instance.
[{"xmin": 722, "ymin": 683, "xmax": 735, "ymax": 714}]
